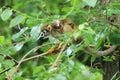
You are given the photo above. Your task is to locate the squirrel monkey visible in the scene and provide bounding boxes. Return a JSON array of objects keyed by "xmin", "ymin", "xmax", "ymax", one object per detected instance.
[
  {"xmin": 39, "ymin": 19, "xmax": 81, "ymax": 54},
  {"xmin": 39, "ymin": 19, "xmax": 116, "ymax": 56},
  {"xmin": 40, "ymin": 19, "xmax": 79, "ymax": 40}
]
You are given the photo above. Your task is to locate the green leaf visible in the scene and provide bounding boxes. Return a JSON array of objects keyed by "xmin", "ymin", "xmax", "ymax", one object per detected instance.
[
  {"xmin": 66, "ymin": 45, "xmax": 77, "ymax": 56},
  {"xmin": 26, "ymin": 18, "xmax": 41, "ymax": 28},
  {"xmin": 107, "ymin": 9, "xmax": 120, "ymax": 16},
  {"xmin": 1, "ymin": 8, "xmax": 12, "ymax": 21},
  {"xmin": 103, "ymin": 56, "xmax": 112, "ymax": 62},
  {"xmin": 83, "ymin": 0, "xmax": 97, "ymax": 7},
  {"xmin": 94, "ymin": 28, "xmax": 108, "ymax": 49},
  {"xmin": 14, "ymin": 41, "xmax": 25, "ymax": 51},
  {"xmin": 0, "ymin": 8, "xmax": 2, "ymax": 15},
  {"xmin": 92, "ymin": 72, "xmax": 103, "ymax": 80},
  {"xmin": 50, "ymin": 74, "xmax": 67, "ymax": 80},
  {"xmin": 62, "ymin": 7, "xmax": 71, "ymax": 13},
  {"xmin": 14, "ymin": 77, "xmax": 24, "ymax": 80},
  {"xmin": 0, "ymin": 36, "xmax": 5, "ymax": 45},
  {"xmin": 33, "ymin": 66, "xmax": 44, "ymax": 74},
  {"xmin": 0, "ymin": 56, "xmax": 4, "ymax": 63},
  {"xmin": 30, "ymin": 25, "xmax": 41, "ymax": 41},
  {"xmin": 6, "ymin": 67, "xmax": 16, "ymax": 75},
  {"xmin": 0, "ymin": 63, "xmax": 1, "ymax": 68},
  {"xmin": 2, "ymin": 60, "xmax": 15, "ymax": 68},
  {"xmin": 109, "ymin": 31, "xmax": 120, "ymax": 46},
  {"xmin": 12, "ymin": 27, "xmax": 28, "ymax": 41},
  {"xmin": 26, "ymin": 18, "xmax": 38, "ymax": 25},
  {"xmin": 83, "ymin": 27, "xmax": 95, "ymax": 45},
  {"xmin": 5, "ymin": 46, "xmax": 17, "ymax": 55},
  {"xmin": 9, "ymin": 15, "xmax": 25, "ymax": 28}
]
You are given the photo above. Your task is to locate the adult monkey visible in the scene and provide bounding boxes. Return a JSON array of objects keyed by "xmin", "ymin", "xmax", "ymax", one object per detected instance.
[{"xmin": 40, "ymin": 19, "xmax": 117, "ymax": 56}]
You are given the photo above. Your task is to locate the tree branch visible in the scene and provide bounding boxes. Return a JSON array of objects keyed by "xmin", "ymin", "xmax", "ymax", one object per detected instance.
[
  {"xmin": 0, "ymin": 53, "xmax": 18, "ymax": 65},
  {"xmin": 16, "ymin": 42, "xmax": 53, "ymax": 70},
  {"xmin": 21, "ymin": 52, "xmax": 48, "ymax": 63},
  {"xmin": 0, "ymin": 43, "xmax": 53, "ymax": 75},
  {"xmin": 85, "ymin": 46, "xmax": 117, "ymax": 56},
  {"xmin": 0, "ymin": 67, "xmax": 12, "ymax": 75}
]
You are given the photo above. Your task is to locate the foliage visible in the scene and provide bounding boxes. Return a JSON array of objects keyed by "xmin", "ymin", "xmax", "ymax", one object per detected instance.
[{"xmin": 0, "ymin": 0, "xmax": 120, "ymax": 80}]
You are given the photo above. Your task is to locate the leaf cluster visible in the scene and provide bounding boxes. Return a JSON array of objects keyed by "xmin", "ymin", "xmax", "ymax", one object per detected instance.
[{"xmin": 0, "ymin": 0, "xmax": 120, "ymax": 80}]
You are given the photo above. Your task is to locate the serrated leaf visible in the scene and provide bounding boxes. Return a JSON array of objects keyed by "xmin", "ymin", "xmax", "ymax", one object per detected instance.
[
  {"xmin": 1, "ymin": 8, "xmax": 12, "ymax": 21},
  {"xmin": 30, "ymin": 25, "xmax": 41, "ymax": 41},
  {"xmin": 2, "ymin": 60, "xmax": 15, "ymax": 68},
  {"xmin": 26, "ymin": 18, "xmax": 37, "ymax": 25},
  {"xmin": 5, "ymin": 46, "xmax": 17, "ymax": 55},
  {"xmin": 12, "ymin": 27, "xmax": 28, "ymax": 41},
  {"xmin": 6, "ymin": 67, "xmax": 16, "ymax": 75},
  {"xmin": 9, "ymin": 15, "xmax": 25, "ymax": 28},
  {"xmin": 83, "ymin": 0, "xmax": 97, "ymax": 7}
]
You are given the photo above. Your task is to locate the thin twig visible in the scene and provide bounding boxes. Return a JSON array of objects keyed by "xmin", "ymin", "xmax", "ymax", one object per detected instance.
[
  {"xmin": 0, "ymin": 63, "xmax": 17, "ymax": 75},
  {"xmin": 16, "ymin": 42, "xmax": 53, "ymax": 70},
  {"xmin": 0, "ymin": 43, "xmax": 53, "ymax": 76},
  {"xmin": 21, "ymin": 52, "xmax": 48, "ymax": 63},
  {"xmin": 12, "ymin": 43, "xmax": 51, "ymax": 79},
  {"xmin": 0, "ymin": 67, "xmax": 12, "ymax": 75},
  {"xmin": 49, "ymin": 43, "xmax": 67, "ymax": 70},
  {"xmin": 0, "ymin": 53, "xmax": 18, "ymax": 64},
  {"xmin": 5, "ymin": 55, "xmax": 18, "ymax": 64},
  {"xmin": 0, "ymin": 53, "xmax": 18, "ymax": 75},
  {"xmin": 0, "ymin": 52, "xmax": 48, "ymax": 75}
]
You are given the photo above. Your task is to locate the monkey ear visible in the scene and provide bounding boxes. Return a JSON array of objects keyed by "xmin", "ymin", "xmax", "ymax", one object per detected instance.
[{"xmin": 47, "ymin": 25, "xmax": 52, "ymax": 31}]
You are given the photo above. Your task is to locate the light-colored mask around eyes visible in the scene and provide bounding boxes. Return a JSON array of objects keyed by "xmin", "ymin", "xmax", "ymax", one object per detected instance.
[{"xmin": 39, "ymin": 30, "xmax": 50, "ymax": 39}]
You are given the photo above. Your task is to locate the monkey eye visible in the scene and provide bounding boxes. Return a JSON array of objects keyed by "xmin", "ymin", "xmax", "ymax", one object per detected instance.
[
  {"xmin": 40, "ymin": 30, "xmax": 49, "ymax": 38},
  {"xmin": 40, "ymin": 32, "xmax": 45, "ymax": 37},
  {"xmin": 41, "ymin": 30, "xmax": 46, "ymax": 37}
]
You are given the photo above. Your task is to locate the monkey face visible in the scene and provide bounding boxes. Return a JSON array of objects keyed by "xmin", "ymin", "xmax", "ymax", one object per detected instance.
[
  {"xmin": 40, "ymin": 24, "xmax": 52, "ymax": 38},
  {"xmin": 40, "ymin": 30, "xmax": 49, "ymax": 38}
]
